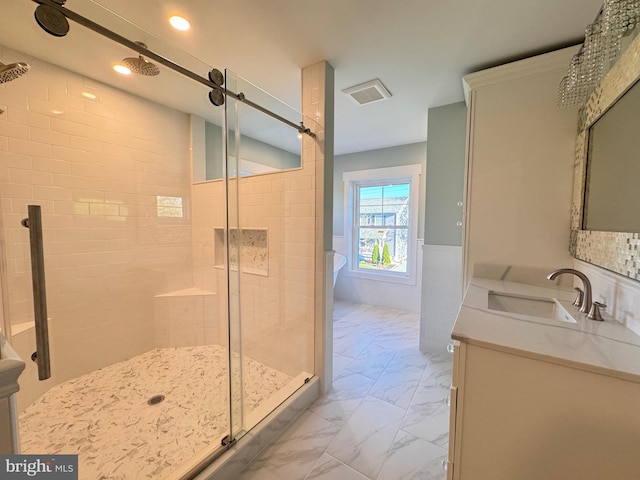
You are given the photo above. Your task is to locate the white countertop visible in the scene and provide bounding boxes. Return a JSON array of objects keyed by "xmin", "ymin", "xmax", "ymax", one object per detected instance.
[{"xmin": 452, "ymin": 277, "xmax": 640, "ymax": 383}]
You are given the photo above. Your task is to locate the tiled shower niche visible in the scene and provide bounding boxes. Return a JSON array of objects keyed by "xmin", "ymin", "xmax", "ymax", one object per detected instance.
[{"xmin": 214, "ymin": 228, "xmax": 269, "ymax": 276}]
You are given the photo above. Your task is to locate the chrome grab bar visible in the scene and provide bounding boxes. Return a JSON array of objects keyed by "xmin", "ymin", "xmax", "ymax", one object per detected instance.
[{"xmin": 21, "ymin": 205, "xmax": 51, "ymax": 380}]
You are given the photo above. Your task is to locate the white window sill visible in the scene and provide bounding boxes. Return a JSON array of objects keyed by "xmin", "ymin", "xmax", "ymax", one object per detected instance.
[{"xmin": 343, "ymin": 268, "xmax": 417, "ymax": 286}]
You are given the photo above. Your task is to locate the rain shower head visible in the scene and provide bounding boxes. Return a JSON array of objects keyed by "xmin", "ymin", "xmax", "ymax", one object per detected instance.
[
  {"xmin": 122, "ymin": 42, "xmax": 160, "ymax": 76},
  {"xmin": 0, "ymin": 62, "xmax": 31, "ymax": 84}
]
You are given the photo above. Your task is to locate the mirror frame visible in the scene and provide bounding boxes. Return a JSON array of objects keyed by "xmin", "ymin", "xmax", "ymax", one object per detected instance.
[{"xmin": 571, "ymin": 32, "xmax": 640, "ymax": 281}]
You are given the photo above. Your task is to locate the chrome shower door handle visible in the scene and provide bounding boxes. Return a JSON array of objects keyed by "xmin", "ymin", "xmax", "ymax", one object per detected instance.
[{"xmin": 22, "ymin": 205, "xmax": 51, "ymax": 380}]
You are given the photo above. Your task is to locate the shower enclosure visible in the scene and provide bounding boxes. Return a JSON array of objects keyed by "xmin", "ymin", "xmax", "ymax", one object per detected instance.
[{"xmin": 0, "ymin": 1, "xmax": 321, "ymax": 478}]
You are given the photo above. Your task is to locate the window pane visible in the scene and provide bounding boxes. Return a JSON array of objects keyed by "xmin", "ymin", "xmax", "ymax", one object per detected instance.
[
  {"xmin": 359, "ymin": 185, "xmax": 383, "ymax": 202},
  {"xmin": 383, "ymin": 205, "xmax": 409, "ymax": 226},
  {"xmin": 354, "ymin": 181, "xmax": 410, "ymax": 275},
  {"xmin": 382, "ymin": 184, "xmax": 410, "ymax": 204},
  {"xmin": 357, "ymin": 183, "xmax": 410, "ymax": 227},
  {"xmin": 358, "ymin": 186, "xmax": 382, "ymax": 226},
  {"xmin": 359, "ymin": 213, "xmax": 384, "ymax": 227},
  {"xmin": 357, "ymin": 227, "xmax": 408, "ymax": 273}
]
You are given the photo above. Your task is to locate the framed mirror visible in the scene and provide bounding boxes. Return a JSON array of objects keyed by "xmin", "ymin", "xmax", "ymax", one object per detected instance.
[
  {"xmin": 583, "ymin": 77, "xmax": 640, "ymax": 233},
  {"xmin": 571, "ymin": 32, "xmax": 640, "ymax": 281}
]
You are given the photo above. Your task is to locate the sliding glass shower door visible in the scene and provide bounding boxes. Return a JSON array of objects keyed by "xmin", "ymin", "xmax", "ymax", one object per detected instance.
[
  {"xmin": 0, "ymin": 1, "xmax": 317, "ymax": 477},
  {"xmin": 0, "ymin": 1, "xmax": 233, "ymax": 477},
  {"xmin": 224, "ymin": 70, "xmax": 317, "ymax": 440}
]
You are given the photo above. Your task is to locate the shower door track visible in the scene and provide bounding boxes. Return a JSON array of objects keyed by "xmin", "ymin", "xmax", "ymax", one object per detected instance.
[{"xmin": 31, "ymin": 0, "xmax": 316, "ymax": 138}]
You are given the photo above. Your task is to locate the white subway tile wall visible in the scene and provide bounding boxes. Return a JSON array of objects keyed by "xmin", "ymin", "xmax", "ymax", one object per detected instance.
[
  {"xmin": 190, "ymin": 163, "xmax": 317, "ymax": 377},
  {"xmin": 303, "ymin": 62, "xmax": 330, "ymax": 389},
  {"xmin": 1, "ymin": 44, "xmax": 321, "ymax": 414},
  {"xmin": 188, "ymin": 65, "xmax": 324, "ymax": 379},
  {"xmin": 0, "ymin": 46, "xmax": 194, "ymax": 408}
]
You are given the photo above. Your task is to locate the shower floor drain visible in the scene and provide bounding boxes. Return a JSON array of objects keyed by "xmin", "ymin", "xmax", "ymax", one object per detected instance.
[{"xmin": 147, "ymin": 395, "xmax": 165, "ymax": 405}]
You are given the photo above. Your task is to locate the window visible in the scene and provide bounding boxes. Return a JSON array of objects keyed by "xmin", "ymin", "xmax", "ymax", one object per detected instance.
[
  {"xmin": 156, "ymin": 195, "xmax": 184, "ymax": 218},
  {"xmin": 343, "ymin": 165, "xmax": 421, "ymax": 284},
  {"xmin": 356, "ymin": 183, "xmax": 410, "ymax": 273}
]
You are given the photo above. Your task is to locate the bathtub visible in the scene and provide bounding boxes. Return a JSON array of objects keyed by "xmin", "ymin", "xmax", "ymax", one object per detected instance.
[{"xmin": 333, "ymin": 253, "xmax": 346, "ymax": 287}]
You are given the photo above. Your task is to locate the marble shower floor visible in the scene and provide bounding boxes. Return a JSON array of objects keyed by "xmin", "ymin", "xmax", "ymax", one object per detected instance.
[
  {"xmin": 236, "ymin": 301, "xmax": 453, "ymax": 480},
  {"xmin": 19, "ymin": 345, "xmax": 291, "ymax": 480}
]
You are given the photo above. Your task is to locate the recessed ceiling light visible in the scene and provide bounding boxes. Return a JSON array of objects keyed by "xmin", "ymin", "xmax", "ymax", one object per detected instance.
[
  {"xmin": 113, "ymin": 64, "xmax": 132, "ymax": 75},
  {"xmin": 169, "ymin": 15, "xmax": 190, "ymax": 31}
]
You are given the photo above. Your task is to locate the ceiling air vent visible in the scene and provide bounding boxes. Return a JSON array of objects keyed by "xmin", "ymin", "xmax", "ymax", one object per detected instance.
[{"xmin": 342, "ymin": 78, "xmax": 391, "ymax": 105}]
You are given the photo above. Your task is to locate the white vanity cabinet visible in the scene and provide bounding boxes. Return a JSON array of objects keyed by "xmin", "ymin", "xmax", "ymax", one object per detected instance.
[
  {"xmin": 461, "ymin": 47, "xmax": 579, "ymax": 289},
  {"xmin": 447, "ymin": 339, "xmax": 640, "ymax": 480},
  {"xmin": 446, "ymin": 340, "xmax": 462, "ymax": 480}
]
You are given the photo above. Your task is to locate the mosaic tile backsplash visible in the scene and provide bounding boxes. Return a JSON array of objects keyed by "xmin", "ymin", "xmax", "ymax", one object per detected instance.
[{"xmin": 570, "ymin": 31, "xmax": 640, "ymax": 281}]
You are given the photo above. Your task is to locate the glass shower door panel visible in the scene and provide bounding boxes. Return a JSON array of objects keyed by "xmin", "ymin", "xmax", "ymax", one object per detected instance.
[
  {"xmin": 225, "ymin": 69, "xmax": 244, "ymax": 441},
  {"xmin": 226, "ymin": 70, "xmax": 316, "ymax": 438},
  {"xmin": 0, "ymin": 6, "xmax": 231, "ymax": 476}
]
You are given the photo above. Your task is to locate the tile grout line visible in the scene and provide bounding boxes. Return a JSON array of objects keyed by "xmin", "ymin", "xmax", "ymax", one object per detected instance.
[
  {"xmin": 328, "ymin": 309, "xmax": 412, "ymax": 480},
  {"xmin": 371, "ymin": 346, "xmax": 425, "ymax": 480},
  {"xmin": 396, "ymin": 354, "xmax": 430, "ymax": 429},
  {"xmin": 301, "ymin": 449, "xmax": 328, "ymax": 480}
]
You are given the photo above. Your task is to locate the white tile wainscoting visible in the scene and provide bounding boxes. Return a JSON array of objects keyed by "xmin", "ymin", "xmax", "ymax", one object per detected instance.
[
  {"xmin": 332, "ymin": 236, "xmax": 424, "ymax": 313},
  {"xmin": 420, "ymin": 244, "xmax": 463, "ymax": 354}
]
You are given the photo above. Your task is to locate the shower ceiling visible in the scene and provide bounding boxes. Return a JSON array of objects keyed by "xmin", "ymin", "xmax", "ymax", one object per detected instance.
[{"xmin": 0, "ymin": 0, "xmax": 603, "ymax": 155}]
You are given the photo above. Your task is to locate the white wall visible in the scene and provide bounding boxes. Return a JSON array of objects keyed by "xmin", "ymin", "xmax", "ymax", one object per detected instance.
[{"xmin": 420, "ymin": 244, "xmax": 462, "ymax": 352}]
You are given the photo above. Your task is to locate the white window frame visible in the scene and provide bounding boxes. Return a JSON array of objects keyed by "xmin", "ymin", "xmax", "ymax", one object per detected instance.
[{"xmin": 343, "ymin": 164, "xmax": 421, "ymax": 285}]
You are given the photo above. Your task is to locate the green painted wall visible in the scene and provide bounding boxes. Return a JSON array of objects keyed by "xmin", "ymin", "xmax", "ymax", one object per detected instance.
[
  {"xmin": 205, "ymin": 122, "xmax": 300, "ymax": 180},
  {"xmin": 205, "ymin": 121, "xmax": 224, "ymax": 180},
  {"xmin": 323, "ymin": 63, "xmax": 335, "ymax": 252},
  {"xmin": 425, "ymin": 102, "xmax": 467, "ymax": 246},
  {"xmin": 333, "ymin": 142, "xmax": 427, "ymax": 237}
]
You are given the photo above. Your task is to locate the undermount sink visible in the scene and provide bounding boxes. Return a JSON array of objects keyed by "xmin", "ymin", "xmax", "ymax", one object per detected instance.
[{"xmin": 487, "ymin": 291, "xmax": 577, "ymax": 323}]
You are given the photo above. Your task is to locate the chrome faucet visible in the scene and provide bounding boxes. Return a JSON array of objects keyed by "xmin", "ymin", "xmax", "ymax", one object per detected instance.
[{"xmin": 546, "ymin": 268, "xmax": 592, "ymax": 314}]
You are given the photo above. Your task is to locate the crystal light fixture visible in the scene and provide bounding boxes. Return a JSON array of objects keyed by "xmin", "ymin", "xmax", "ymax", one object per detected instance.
[{"xmin": 558, "ymin": 0, "xmax": 640, "ymax": 107}]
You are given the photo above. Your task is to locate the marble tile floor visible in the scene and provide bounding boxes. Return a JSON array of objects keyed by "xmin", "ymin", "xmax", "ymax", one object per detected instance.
[
  {"xmin": 19, "ymin": 345, "xmax": 292, "ymax": 480},
  {"xmin": 235, "ymin": 301, "xmax": 453, "ymax": 480}
]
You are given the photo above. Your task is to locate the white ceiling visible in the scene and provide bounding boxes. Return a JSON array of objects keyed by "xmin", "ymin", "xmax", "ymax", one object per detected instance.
[{"xmin": 1, "ymin": 0, "xmax": 603, "ymax": 155}]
